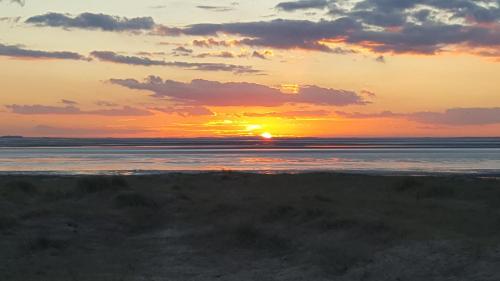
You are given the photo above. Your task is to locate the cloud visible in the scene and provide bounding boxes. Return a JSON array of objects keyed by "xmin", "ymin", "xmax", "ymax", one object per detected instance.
[
  {"xmin": 164, "ymin": 61, "xmax": 260, "ymax": 74},
  {"xmin": 88, "ymin": 106, "xmax": 153, "ymax": 116},
  {"xmin": 277, "ymin": 0, "xmax": 500, "ymax": 24},
  {"xmin": 0, "ymin": 0, "xmax": 24, "ymax": 6},
  {"xmin": 7, "ymin": 105, "xmax": 81, "ymax": 115},
  {"xmin": 0, "ymin": 43, "xmax": 86, "ymax": 60},
  {"xmin": 252, "ymin": 50, "xmax": 274, "ymax": 59},
  {"xmin": 0, "ymin": 16, "xmax": 21, "ymax": 23},
  {"xmin": 192, "ymin": 38, "xmax": 236, "ymax": 48},
  {"xmin": 375, "ymin": 55, "xmax": 385, "ymax": 63},
  {"xmin": 194, "ymin": 51, "xmax": 235, "ymax": 58},
  {"xmin": 32, "ymin": 125, "xmax": 152, "ymax": 136},
  {"xmin": 337, "ymin": 108, "xmax": 500, "ymax": 126},
  {"xmin": 26, "ymin": 12, "xmax": 155, "ymax": 32},
  {"xmin": 335, "ymin": 110, "xmax": 402, "ymax": 119},
  {"xmin": 90, "ymin": 51, "xmax": 167, "ymax": 66},
  {"xmin": 60, "ymin": 99, "xmax": 78, "ymax": 105},
  {"xmin": 177, "ymin": 19, "xmax": 357, "ymax": 52},
  {"xmin": 151, "ymin": 106, "xmax": 215, "ymax": 117},
  {"xmin": 196, "ymin": 5, "xmax": 235, "ymax": 12},
  {"xmin": 109, "ymin": 76, "xmax": 368, "ymax": 107},
  {"xmin": 172, "ymin": 46, "xmax": 193, "ymax": 56},
  {"xmin": 244, "ymin": 110, "xmax": 330, "ymax": 119},
  {"xmin": 159, "ymin": 1, "xmax": 500, "ymax": 58},
  {"xmin": 90, "ymin": 51, "xmax": 260, "ymax": 74},
  {"xmin": 6, "ymin": 104, "xmax": 153, "ymax": 116},
  {"xmin": 410, "ymin": 108, "xmax": 500, "ymax": 125}
]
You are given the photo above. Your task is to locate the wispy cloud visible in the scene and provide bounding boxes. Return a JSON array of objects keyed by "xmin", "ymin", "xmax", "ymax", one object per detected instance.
[
  {"xmin": 0, "ymin": 43, "xmax": 86, "ymax": 60},
  {"xmin": 90, "ymin": 51, "xmax": 260, "ymax": 74},
  {"xmin": 244, "ymin": 110, "xmax": 330, "ymax": 119},
  {"xmin": 6, "ymin": 104, "xmax": 153, "ymax": 116},
  {"xmin": 151, "ymin": 106, "xmax": 215, "ymax": 117},
  {"xmin": 337, "ymin": 108, "xmax": 500, "ymax": 126},
  {"xmin": 196, "ymin": 5, "xmax": 235, "ymax": 12}
]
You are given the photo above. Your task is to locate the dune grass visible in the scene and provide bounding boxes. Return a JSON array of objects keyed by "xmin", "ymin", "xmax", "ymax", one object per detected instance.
[{"xmin": 0, "ymin": 173, "xmax": 499, "ymax": 280}]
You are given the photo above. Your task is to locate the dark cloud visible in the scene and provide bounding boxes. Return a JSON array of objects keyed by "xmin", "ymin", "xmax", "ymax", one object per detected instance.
[
  {"xmin": 109, "ymin": 76, "xmax": 368, "ymax": 107},
  {"xmin": 90, "ymin": 51, "xmax": 259, "ymax": 74},
  {"xmin": 171, "ymin": 18, "xmax": 500, "ymax": 55},
  {"xmin": 337, "ymin": 108, "xmax": 500, "ymax": 126},
  {"xmin": 178, "ymin": 19, "xmax": 360, "ymax": 52},
  {"xmin": 26, "ymin": 12, "xmax": 155, "ymax": 32},
  {"xmin": 0, "ymin": 43, "xmax": 86, "ymax": 60},
  {"xmin": 6, "ymin": 104, "xmax": 153, "ymax": 116},
  {"xmin": 276, "ymin": 0, "xmax": 329, "ymax": 11},
  {"xmin": 156, "ymin": 0, "xmax": 500, "ymax": 57},
  {"xmin": 277, "ymin": 0, "xmax": 500, "ymax": 24}
]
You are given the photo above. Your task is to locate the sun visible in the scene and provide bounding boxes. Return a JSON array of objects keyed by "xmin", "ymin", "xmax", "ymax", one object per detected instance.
[{"xmin": 261, "ymin": 132, "xmax": 273, "ymax": 139}]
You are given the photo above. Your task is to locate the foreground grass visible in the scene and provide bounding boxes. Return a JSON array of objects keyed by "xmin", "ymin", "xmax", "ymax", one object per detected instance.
[{"xmin": 0, "ymin": 173, "xmax": 499, "ymax": 281}]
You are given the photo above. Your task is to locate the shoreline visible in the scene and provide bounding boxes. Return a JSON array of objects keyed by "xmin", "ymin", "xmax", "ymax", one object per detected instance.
[{"xmin": 1, "ymin": 169, "xmax": 500, "ymax": 177}]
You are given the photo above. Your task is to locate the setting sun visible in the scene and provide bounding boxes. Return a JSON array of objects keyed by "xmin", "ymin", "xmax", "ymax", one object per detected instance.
[{"xmin": 261, "ymin": 132, "xmax": 273, "ymax": 139}]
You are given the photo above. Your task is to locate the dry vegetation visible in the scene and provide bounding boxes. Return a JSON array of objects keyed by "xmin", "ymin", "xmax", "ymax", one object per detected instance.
[{"xmin": 1, "ymin": 173, "xmax": 500, "ymax": 280}]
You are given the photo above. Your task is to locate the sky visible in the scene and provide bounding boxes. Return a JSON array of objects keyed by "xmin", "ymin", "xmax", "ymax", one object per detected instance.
[{"xmin": 1, "ymin": 0, "xmax": 499, "ymax": 138}]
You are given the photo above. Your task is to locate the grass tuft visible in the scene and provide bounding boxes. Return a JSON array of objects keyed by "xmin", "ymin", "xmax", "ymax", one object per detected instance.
[
  {"xmin": 4, "ymin": 180, "xmax": 38, "ymax": 194},
  {"xmin": 0, "ymin": 214, "xmax": 18, "ymax": 230},
  {"xmin": 76, "ymin": 176, "xmax": 129, "ymax": 193},
  {"xmin": 114, "ymin": 192, "xmax": 159, "ymax": 209}
]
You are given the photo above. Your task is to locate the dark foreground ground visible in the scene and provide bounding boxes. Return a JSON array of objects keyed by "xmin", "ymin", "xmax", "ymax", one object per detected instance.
[{"xmin": 1, "ymin": 173, "xmax": 500, "ymax": 281}]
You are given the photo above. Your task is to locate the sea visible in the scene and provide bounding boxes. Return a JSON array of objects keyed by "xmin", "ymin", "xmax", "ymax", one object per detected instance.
[{"xmin": 0, "ymin": 137, "xmax": 499, "ymax": 175}]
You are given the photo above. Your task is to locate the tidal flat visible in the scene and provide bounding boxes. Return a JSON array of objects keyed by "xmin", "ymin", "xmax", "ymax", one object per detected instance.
[{"xmin": 1, "ymin": 173, "xmax": 500, "ymax": 281}]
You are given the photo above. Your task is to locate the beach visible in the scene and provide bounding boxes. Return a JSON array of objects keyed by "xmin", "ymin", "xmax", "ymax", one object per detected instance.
[{"xmin": 1, "ymin": 172, "xmax": 500, "ymax": 280}]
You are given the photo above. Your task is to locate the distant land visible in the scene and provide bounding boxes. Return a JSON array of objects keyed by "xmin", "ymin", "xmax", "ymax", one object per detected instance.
[{"xmin": 0, "ymin": 136, "xmax": 23, "ymax": 139}]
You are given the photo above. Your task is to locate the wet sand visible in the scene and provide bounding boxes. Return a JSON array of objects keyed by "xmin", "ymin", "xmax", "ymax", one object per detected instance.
[{"xmin": 1, "ymin": 173, "xmax": 500, "ymax": 280}]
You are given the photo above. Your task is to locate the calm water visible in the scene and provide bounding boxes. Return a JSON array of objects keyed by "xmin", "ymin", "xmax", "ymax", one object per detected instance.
[{"xmin": 0, "ymin": 137, "xmax": 499, "ymax": 175}]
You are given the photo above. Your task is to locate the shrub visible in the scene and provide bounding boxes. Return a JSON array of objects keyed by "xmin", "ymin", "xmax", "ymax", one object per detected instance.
[
  {"xmin": 227, "ymin": 222, "xmax": 291, "ymax": 252},
  {"xmin": 76, "ymin": 176, "xmax": 128, "ymax": 193},
  {"xmin": 113, "ymin": 192, "xmax": 158, "ymax": 209},
  {"xmin": 27, "ymin": 236, "xmax": 68, "ymax": 252},
  {"xmin": 110, "ymin": 176, "xmax": 129, "ymax": 188},
  {"xmin": 416, "ymin": 185, "xmax": 456, "ymax": 199},
  {"xmin": 0, "ymin": 215, "xmax": 18, "ymax": 230},
  {"xmin": 393, "ymin": 177, "xmax": 421, "ymax": 192},
  {"xmin": 4, "ymin": 180, "xmax": 37, "ymax": 194}
]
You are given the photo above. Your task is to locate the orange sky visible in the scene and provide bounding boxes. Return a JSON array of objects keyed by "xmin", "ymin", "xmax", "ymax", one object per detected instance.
[{"xmin": 1, "ymin": 0, "xmax": 500, "ymax": 137}]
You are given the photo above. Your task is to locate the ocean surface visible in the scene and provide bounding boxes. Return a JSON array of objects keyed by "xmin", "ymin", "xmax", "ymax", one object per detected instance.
[{"xmin": 0, "ymin": 137, "xmax": 499, "ymax": 175}]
